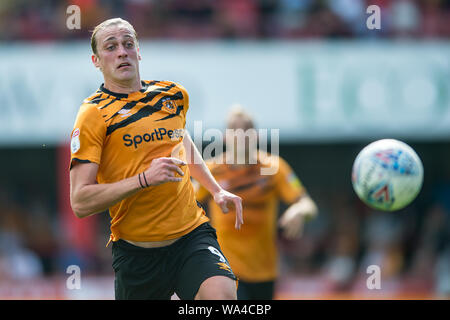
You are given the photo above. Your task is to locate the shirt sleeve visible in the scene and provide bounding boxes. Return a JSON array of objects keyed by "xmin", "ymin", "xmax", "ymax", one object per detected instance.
[
  {"xmin": 69, "ymin": 103, "xmax": 106, "ymax": 170},
  {"xmin": 275, "ymin": 156, "xmax": 305, "ymax": 205}
]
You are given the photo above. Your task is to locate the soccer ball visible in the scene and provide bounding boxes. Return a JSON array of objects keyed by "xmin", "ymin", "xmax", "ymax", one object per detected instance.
[{"xmin": 352, "ymin": 139, "xmax": 424, "ymax": 211}]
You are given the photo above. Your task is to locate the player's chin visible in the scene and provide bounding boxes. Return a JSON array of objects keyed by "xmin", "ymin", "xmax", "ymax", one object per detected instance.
[{"xmin": 114, "ymin": 69, "xmax": 137, "ymax": 81}]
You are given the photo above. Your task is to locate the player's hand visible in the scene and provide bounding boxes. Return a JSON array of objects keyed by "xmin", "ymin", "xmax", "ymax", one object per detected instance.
[
  {"xmin": 142, "ymin": 157, "xmax": 186, "ymax": 186},
  {"xmin": 213, "ymin": 189, "xmax": 244, "ymax": 230},
  {"xmin": 279, "ymin": 196, "xmax": 318, "ymax": 240},
  {"xmin": 279, "ymin": 207, "xmax": 307, "ymax": 240}
]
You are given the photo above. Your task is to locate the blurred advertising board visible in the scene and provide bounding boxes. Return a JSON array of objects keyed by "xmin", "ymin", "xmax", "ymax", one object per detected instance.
[{"xmin": 0, "ymin": 41, "xmax": 449, "ymax": 145}]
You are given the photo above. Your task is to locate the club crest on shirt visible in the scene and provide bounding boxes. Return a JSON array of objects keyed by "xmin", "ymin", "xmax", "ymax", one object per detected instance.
[
  {"xmin": 71, "ymin": 128, "xmax": 80, "ymax": 153},
  {"xmin": 161, "ymin": 98, "xmax": 177, "ymax": 114}
]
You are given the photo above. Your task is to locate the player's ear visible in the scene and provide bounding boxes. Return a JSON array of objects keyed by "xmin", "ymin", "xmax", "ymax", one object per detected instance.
[
  {"xmin": 137, "ymin": 46, "xmax": 142, "ymax": 61},
  {"xmin": 92, "ymin": 54, "xmax": 101, "ymax": 69}
]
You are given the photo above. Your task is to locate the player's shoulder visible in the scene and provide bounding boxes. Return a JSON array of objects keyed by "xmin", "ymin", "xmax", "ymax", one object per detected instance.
[
  {"xmin": 76, "ymin": 90, "xmax": 105, "ymax": 118},
  {"xmin": 82, "ymin": 88, "xmax": 107, "ymax": 105}
]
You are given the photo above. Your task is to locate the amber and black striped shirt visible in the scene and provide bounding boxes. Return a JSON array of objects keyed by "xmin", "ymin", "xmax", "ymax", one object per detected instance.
[{"xmin": 69, "ymin": 80, "xmax": 208, "ymax": 242}]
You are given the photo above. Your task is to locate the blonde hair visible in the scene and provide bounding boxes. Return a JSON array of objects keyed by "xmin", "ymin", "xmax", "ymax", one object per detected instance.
[
  {"xmin": 227, "ymin": 104, "xmax": 255, "ymax": 129},
  {"xmin": 90, "ymin": 18, "xmax": 138, "ymax": 55}
]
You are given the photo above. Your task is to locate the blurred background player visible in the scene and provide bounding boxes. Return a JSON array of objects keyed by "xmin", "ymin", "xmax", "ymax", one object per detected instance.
[{"xmin": 195, "ymin": 106, "xmax": 318, "ymax": 300}]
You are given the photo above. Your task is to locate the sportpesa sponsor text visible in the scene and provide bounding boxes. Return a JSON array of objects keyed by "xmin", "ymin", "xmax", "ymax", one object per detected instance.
[{"xmin": 123, "ymin": 128, "xmax": 184, "ymax": 148}]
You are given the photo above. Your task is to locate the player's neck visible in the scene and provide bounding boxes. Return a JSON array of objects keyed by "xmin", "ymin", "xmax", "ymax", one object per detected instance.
[{"xmin": 103, "ymin": 77, "xmax": 142, "ymax": 95}]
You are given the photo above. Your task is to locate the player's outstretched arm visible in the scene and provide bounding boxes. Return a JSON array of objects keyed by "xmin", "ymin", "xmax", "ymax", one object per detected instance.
[
  {"xmin": 182, "ymin": 132, "xmax": 244, "ymax": 230},
  {"xmin": 70, "ymin": 157, "xmax": 185, "ymax": 218},
  {"xmin": 278, "ymin": 194, "xmax": 318, "ymax": 239}
]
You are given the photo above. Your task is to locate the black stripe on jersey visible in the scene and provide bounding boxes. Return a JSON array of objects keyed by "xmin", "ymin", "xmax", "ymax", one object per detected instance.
[
  {"xmin": 90, "ymin": 97, "xmax": 106, "ymax": 104},
  {"xmin": 99, "ymin": 98, "xmax": 117, "ymax": 110},
  {"xmin": 139, "ymin": 83, "xmax": 177, "ymax": 104},
  {"xmin": 86, "ymin": 93, "xmax": 104, "ymax": 104},
  {"xmin": 104, "ymin": 83, "xmax": 177, "ymax": 122},
  {"xmin": 100, "ymin": 84, "xmax": 128, "ymax": 99},
  {"xmin": 105, "ymin": 103, "xmax": 154, "ymax": 135},
  {"xmin": 100, "ymin": 80, "xmax": 161, "ymax": 99},
  {"xmin": 154, "ymin": 104, "xmax": 183, "ymax": 121},
  {"xmin": 141, "ymin": 80, "xmax": 169, "ymax": 93},
  {"xmin": 140, "ymin": 80, "xmax": 153, "ymax": 92},
  {"xmin": 105, "ymin": 101, "xmax": 138, "ymax": 122},
  {"xmin": 105, "ymin": 90, "xmax": 184, "ymax": 136},
  {"xmin": 138, "ymin": 80, "xmax": 158, "ymax": 93}
]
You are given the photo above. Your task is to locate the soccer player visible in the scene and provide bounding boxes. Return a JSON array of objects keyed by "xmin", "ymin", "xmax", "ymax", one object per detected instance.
[
  {"xmin": 69, "ymin": 18, "xmax": 243, "ymax": 300},
  {"xmin": 195, "ymin": 106, "xmax": 318, "ymax": 300}
]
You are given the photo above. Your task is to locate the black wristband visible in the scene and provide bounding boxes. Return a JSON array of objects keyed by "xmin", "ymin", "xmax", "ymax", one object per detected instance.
[
  {"xmin": 142, "ymin": 172, "xmax": 149, "ymax": 188},
  {"xmin": 138, "ymin": 173, "xmax": 145, "ymax": 189}
]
